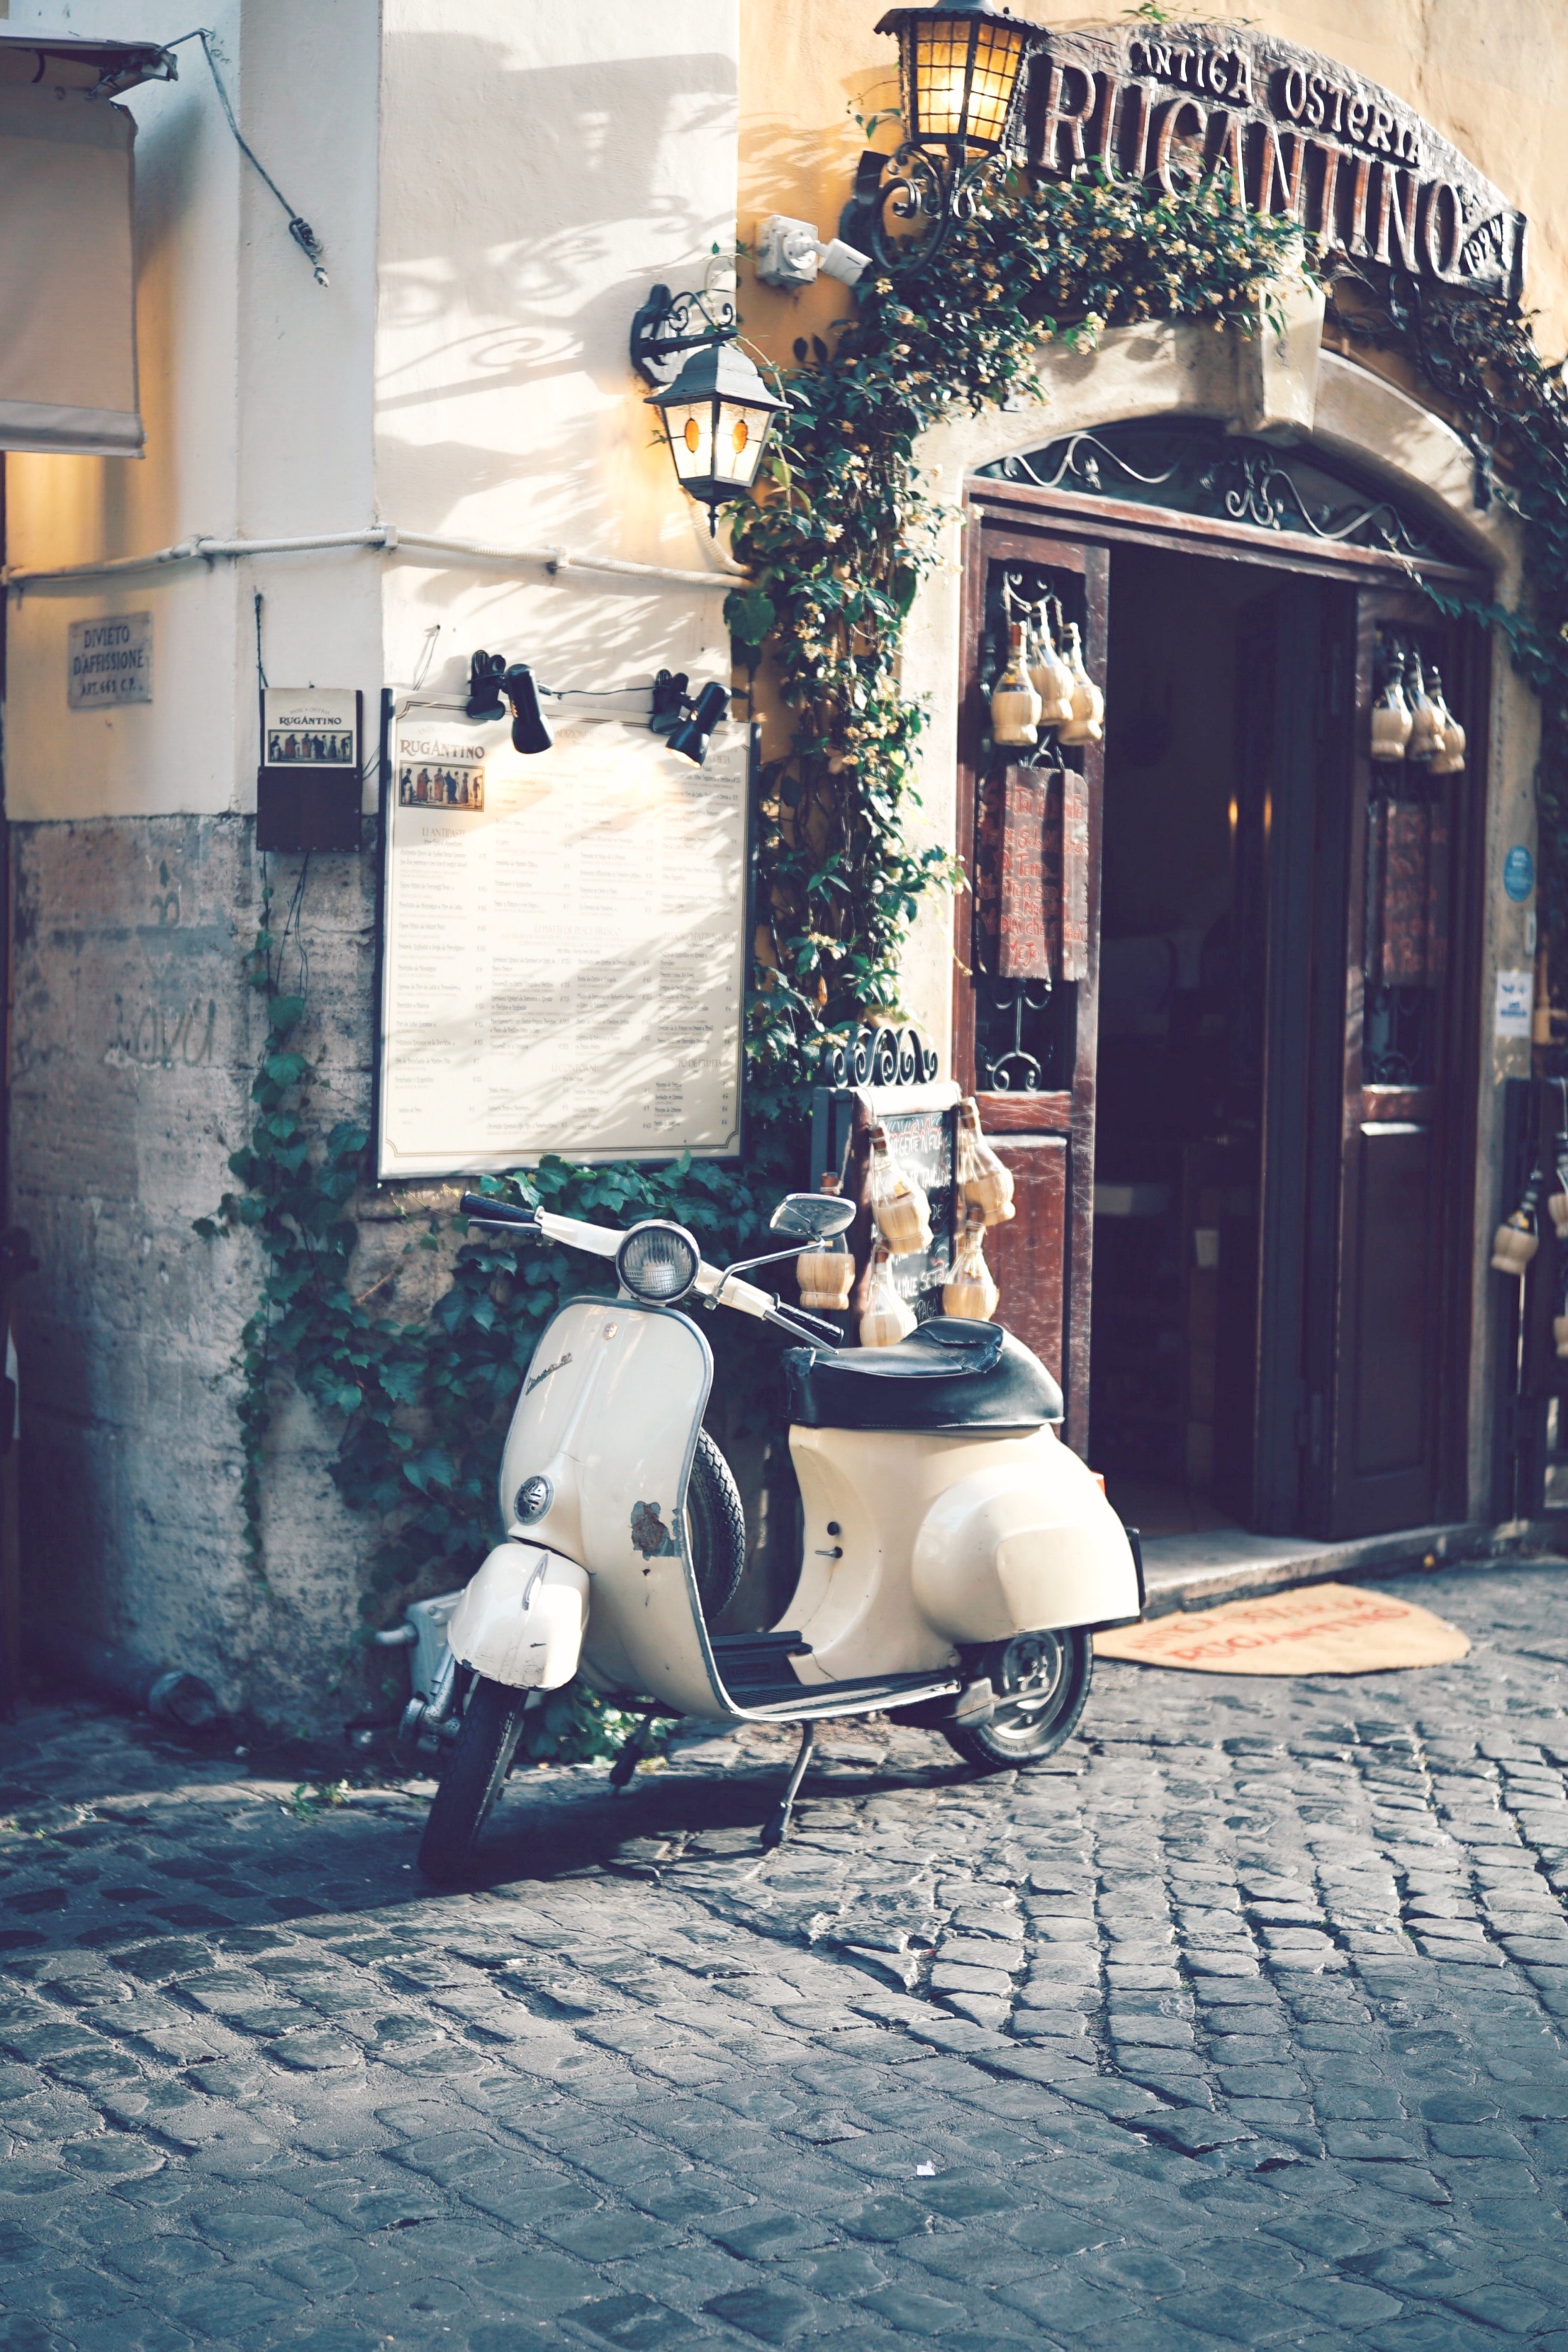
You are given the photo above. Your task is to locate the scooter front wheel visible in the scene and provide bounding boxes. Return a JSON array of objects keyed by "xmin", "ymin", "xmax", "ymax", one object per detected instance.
[
  {"xmin": 418, "ymin": 1675, "xmax": 527, "ymax": 1883},
  {"xmin": 943, "ymin": 1629, "xmax": 1092, "ymax": 1771}
]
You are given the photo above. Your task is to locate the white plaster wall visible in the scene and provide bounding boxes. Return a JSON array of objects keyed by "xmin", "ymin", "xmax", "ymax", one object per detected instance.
[
  {"xmin": 375, "ymin": 1, "xmax": 740, "ymax": 726},
  {"xmin": 4, "ymin": 0, "xmax": 383, "ymax": 822}
]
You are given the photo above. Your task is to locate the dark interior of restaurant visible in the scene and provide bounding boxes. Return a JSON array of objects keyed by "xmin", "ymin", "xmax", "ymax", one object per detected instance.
[{"xmin": 1091, "ymin": 544, "xmax": 1277, "ymax": 1539}]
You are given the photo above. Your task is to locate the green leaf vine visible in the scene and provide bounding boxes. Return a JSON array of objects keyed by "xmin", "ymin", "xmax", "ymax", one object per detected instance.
[{"xmin": 201, "ymin": 157, "xmax": 1567, "ymax": 1746}]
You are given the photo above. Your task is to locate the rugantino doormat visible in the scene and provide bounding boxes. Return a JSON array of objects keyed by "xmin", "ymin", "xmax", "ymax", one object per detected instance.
[{"xmin": 1094, "ymin": 1581, "xmax": 1470, "ymax": 1676}]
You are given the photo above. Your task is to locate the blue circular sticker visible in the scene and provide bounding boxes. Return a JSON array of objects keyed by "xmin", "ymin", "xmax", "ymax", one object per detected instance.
[{"xmin": 1504, "ymin": 845, "xmax": 1535, "ymax": 902}]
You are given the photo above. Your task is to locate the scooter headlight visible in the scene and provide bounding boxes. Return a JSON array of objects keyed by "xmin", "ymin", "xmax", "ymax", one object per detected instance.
[{"xmin": 616, "ymin": 1219, "xmax": 700, "ymax": 1304}]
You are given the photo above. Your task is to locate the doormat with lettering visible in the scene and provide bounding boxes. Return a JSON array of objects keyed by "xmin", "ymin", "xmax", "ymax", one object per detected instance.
[{"xmin": 1094, "ymin": 1581, "xmax": 1470, "ymax": 1675}]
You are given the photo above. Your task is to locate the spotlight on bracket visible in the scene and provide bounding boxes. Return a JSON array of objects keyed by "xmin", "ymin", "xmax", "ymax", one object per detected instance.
[
  {"xmin": 466, "ymin": 650, "xmax": 508, "ymax": 722},
  {"xmin": 650, "ymin": 668, "xmax": 690, "ymax": 734},
  {"xmin": 500, "ymin": 663, "xmax": 552, "ymax": 756},
  {"xmin": 666, "ymin": 680, "xmax": 730, "ymax": 766}
]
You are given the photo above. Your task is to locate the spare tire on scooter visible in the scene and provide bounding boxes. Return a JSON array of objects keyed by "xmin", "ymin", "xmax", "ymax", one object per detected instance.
[{"xmin": 688, "ymin": 1429, "xmax": 747, "ymax": 1624}]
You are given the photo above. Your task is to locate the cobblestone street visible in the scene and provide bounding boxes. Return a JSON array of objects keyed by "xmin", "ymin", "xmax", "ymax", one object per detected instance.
[{"xmin": 5, "ymin": 1559, "xmax": 1568, "ymax": 2351}]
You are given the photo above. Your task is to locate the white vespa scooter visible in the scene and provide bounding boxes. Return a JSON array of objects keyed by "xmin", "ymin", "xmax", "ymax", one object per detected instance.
[{"xmin": 401, "ymin": 1190, "xmax": 1143, "ymax": 1882}]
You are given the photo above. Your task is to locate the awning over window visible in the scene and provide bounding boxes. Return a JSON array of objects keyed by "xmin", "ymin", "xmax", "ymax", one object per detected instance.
[{"xmin": 0, "ymin": 37, "xmax": 176, "ymax": 460}]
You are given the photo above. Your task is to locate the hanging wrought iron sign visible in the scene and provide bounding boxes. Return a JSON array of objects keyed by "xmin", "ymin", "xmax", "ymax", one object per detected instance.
[{"xmin": 1023, "ymin": 22, "xmax": 1526, "ymax": 304}]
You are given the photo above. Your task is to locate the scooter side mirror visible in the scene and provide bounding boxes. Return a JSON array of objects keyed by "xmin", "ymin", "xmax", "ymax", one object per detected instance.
[{"xmin": 768, "ymin": 1192, "xmax": 856, "ymax": 1241}]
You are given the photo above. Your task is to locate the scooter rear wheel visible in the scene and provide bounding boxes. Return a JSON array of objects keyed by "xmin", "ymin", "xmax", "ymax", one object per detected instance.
[
  {"xmin": 418, "ymin": 1675, "xmax": 527, "ymax": 1883},
  {"xmin": 943, "ymin": 1629, "xmax": 1092, "ymax": 1771}
]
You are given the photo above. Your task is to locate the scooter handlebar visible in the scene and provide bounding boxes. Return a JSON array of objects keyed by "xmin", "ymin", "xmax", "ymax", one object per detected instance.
[
  {"xmin": 534, "ymin": 1209, "xmax": 623, "ymax": 1259},
  {"xmin": 692, "ymin": 1263, "xmax": 773, "ymax": 1317},
  {"xmin": 458, "ymin": 1192, "xmax": 536, "ymax": 1228},
  {"xmin": 459, "ymin": 1206, "xmax": 831, "ymax": 1334}
]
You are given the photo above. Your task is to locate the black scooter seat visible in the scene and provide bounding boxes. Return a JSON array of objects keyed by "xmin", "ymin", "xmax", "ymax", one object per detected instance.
[{"xmin": 783, "ymin": 1316, "xmax": 1063, "ymax": 1435}]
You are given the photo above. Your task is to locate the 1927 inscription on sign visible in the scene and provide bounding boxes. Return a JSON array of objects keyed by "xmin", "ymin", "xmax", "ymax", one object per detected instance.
[{"xmin": 1024, "ymin": 23, "xmax": 1525, "ymax": 303}]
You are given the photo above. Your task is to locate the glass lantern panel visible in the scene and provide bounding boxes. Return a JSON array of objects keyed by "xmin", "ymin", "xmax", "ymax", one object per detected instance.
[
  {"xmin": 663, "ymin": 401, "xmax": 713, "ymax": 483},
  {"xmin": 911, "ymin": 22, "xmax": 974, "ymax": 142},
  {"xmin": 912, "ymin": 17, "xmax": 1025, "ymax": 150},
  {"xmin": 714, "ymin": 401, "xmax": 766, "ymax": 488}
]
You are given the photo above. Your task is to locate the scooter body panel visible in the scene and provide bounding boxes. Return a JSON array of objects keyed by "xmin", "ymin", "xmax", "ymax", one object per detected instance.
[
  {"xmin": 911, "ymin": 1443, "xmax": 1140, "ymax": 1642},
  {"xmin": 787, "ymin": 1419, "xmax": 1137, "ymax": 1679},
  {"xmin": 495, "ymin": 1298, "xmax": 729, "ymax": 1718},
  {"xmin": 446, "ymin": 1543, "xmax": 588, "ymax": 1689}
]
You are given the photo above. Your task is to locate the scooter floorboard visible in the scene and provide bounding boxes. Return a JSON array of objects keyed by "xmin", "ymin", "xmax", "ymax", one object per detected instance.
[{"xmin": 714, "ymin": 1669, "xmax": 963, "ymax": 1720}]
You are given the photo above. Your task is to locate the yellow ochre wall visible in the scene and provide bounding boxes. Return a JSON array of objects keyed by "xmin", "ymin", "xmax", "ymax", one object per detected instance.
[{"xmin": 738, "ymin": 4, "xmax": 1568, "ymax": 364}]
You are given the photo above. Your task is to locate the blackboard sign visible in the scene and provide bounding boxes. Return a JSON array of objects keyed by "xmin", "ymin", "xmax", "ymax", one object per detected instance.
[
  {"xmin": 809, "ymin": 1075, "xmax": 961, "ymax": 1334},
  {"xmin": 876, "ymin": 1102, "xmax": 958, "ymax": 1317}
]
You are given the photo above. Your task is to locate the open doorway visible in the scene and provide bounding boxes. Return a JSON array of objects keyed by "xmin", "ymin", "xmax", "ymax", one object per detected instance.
[
  {"xmin": 1092, "ymin": 546, "xmax": 1276, "ymax": 1539},
  {"xmin": 963, "ymin": 464, "xmax": 1482, "ymax": 1552}
]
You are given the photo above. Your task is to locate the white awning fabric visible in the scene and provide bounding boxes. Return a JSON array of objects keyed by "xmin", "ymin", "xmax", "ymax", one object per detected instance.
[{"xmin": 0, "ymin": 84, "xmax": 142, "ymax": 458}]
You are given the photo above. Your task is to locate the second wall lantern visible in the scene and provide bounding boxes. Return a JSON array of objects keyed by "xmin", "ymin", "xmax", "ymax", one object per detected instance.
[
  {"xmin": 630, "ymin": 277, "xmax": 788, "ymax": 537},
  {"xmin": 644, "ymin": 341, "xmax": 786, "ymax": 537}
]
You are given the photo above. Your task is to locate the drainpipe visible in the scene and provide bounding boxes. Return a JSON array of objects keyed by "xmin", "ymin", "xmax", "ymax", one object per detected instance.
[{"xmin": 30, "ymin": 1626, "xmax": 223, "ymax": 1728}]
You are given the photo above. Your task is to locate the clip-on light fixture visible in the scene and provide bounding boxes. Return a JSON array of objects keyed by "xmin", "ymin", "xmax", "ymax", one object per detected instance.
[
  {"xmin": 466, "ymin": 650, "xmax": 552, "ymax": 754},
  {"xmin": 465, "ymin": 655, "xmax": 727, "ymax": 767}
]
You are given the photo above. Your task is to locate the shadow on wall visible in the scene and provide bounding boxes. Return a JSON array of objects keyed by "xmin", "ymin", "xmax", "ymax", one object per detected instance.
[{"xmin": 376, "ymin": 35, "xmax": 740, "ymax": 408}]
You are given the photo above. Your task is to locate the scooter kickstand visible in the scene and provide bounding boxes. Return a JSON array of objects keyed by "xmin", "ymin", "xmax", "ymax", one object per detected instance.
[
  {"xmin": 762, "ymin": 1721, "xmax": 816, "ymax": 1850},
  {"xmin": 610, "ymin": 1713, "xmax": 657, "ymax": 1793}
]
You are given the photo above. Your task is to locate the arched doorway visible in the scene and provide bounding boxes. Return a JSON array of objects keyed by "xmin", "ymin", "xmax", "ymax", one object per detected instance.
[{"xmin": 955, "ymin": 420, "xmax": 1490, "ymax": 1546}]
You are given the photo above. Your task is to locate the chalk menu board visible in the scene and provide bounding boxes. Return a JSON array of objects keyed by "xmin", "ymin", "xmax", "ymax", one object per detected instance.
[
  {"xmin": 878, "ymin": 1103, "xmax": 959, "ymax": 1316},
  {"xmin": 822, "ymin": 1080, "xmax": 962, "ymax": 1328},
  {"xmin": 376, "ymin": 716, "xmax": 749, "ymax": 1177}
]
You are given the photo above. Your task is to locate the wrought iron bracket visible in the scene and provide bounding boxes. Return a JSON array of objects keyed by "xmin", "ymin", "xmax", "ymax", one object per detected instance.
[
  {"xmin": 841, "ymin": 142, "xmax": 1011, "ymax": 281},
  {"xmin": 628, "ymin": 282, "xmax": 739, "ymax": 389}
]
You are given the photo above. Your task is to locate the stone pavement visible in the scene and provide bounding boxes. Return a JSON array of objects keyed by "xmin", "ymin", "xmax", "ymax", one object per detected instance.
[{"xmin": 4, "ymin": 1559, "xmax": 1568, "ymax": 2352}]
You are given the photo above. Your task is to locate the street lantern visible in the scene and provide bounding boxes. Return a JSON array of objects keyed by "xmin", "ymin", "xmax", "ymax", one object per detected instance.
[
  {"xmin": 857, "ymin": 0, "xmax": 1043, "ymax": 276},
  {"xmin": 644, "ymin": 339, "xmax": 788, "ymax": 537},
  {"xmin": 876, "ymin": 0, "xmax": 1036, "ymax": 158}
]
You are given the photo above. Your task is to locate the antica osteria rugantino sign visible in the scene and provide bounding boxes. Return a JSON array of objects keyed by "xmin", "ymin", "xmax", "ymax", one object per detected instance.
[{"xmin": 1021, "ymin": 21, "xmax": 1525, "ymax": 304}]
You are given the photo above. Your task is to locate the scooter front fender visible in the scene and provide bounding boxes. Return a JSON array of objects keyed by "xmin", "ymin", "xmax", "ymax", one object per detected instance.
[{"xmin": 446, "ymin": 1543, "xmax": 588, "ymax": 1691}]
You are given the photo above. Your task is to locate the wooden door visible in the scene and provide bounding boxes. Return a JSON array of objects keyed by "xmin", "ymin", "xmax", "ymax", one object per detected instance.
[
  {"xmin": 1311, "ymin": 584, "xmax": 1482, "ymax": 1537},
  {"xmin": 957, "ymin": 503, "xmax": 1107, "ymax": 1452}
]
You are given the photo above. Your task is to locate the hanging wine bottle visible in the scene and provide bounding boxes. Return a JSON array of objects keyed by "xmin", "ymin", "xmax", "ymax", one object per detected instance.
[
  {"xmin": 1370, "ymin": 643, "xmax": 1413, "ymax": 761},
  {"xmin": 861, "ymin": 1242, "xmax": 917, "ymax": 1347},
  {"xmin": 795, "ymin": 1172, "xmax": 856, "ymax": 1311},
  {"xmin": 990, "ymin": 622, "xmax": 1041, "ymax": 748}
]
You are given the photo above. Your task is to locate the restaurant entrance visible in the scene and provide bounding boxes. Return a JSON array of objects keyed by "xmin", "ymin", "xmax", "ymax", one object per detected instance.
[{"xmin": 959, "ymin": 428, "xmax": 1488, "ymax": 1545}]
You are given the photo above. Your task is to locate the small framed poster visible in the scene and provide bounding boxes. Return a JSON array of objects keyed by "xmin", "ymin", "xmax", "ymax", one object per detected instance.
[{"xmin": 257, "ymin": 688, "xmax": 362, "ymax": 851}]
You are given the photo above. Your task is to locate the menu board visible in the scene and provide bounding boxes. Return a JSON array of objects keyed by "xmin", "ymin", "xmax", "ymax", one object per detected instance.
[
  {"xmin": 872, "ymin": 1104, "xmax": 959, "ymax": 1317},
  {"xmin": 376, "ymin": 715, "xmax": 748, "ymax": 1177}
]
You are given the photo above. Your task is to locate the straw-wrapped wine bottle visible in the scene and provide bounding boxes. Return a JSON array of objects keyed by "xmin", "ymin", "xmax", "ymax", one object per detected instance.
[
  {"xmin": 795, "ymin": 1172, "xmax": 855, "ymax": 1311},
  {"xmin": 866, "ymin": 1122, "xmax": 933, "ymax": 1255},
  {"xmin": 860, "ymin": 1243, "xmax": 917, "ymax": 1348},
  {"xmin": 957, "ymin": 1097, "xmax": 1015, "ymax": 1225},
  {"xmin": 943, "ymin": 1206, "xmax": 999, "ymax": 1321}
]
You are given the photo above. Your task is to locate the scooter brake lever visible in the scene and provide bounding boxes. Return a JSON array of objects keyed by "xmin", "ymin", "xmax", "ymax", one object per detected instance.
[{"xmin": 767, "ymin": 1304, "xmax": 845, "ymax": 1345}]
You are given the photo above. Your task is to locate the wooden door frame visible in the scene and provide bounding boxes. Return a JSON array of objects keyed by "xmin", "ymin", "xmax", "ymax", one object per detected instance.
[
  {"xmin": 956, "ymin": 471, "xmax": 1490, "ymax": 1511},
  {"xmin": 956, "ymin": 502, "xmax": 1107, "ymax": 1446}
]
